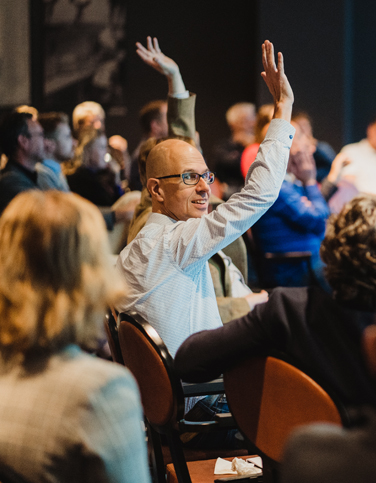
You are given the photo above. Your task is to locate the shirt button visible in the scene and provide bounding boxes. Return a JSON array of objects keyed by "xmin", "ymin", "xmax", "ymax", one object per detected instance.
[{"xmin": 289, "ymin": 134, "xmax": 293, "ymax": 139}]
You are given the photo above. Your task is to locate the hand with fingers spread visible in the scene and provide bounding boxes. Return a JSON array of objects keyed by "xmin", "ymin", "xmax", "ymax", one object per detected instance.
[
  {"xmin": 261, "ymin": 40, "xmax": 294, "ymax": 121},
  {"xmin": 136, "ymin": 36, "xmax": 186, "ymax": 96}
]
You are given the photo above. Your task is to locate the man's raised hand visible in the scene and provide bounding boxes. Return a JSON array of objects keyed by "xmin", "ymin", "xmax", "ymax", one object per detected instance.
[{"xmin": 261, "ymin": 40, "xmax": 294, "ymax": 120}]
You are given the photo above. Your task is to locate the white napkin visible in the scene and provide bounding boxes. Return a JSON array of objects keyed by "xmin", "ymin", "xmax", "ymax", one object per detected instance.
[
  {"xmin": 214, "ymin": 457, "xmax": 237, "ymax": 475},
  {"xmin": 214, "ymin": 457, "xmax": 263, "ymax": 476}
]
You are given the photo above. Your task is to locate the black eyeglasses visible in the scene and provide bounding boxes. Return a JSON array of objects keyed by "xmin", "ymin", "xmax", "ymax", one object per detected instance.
[{"xmin": 156, "ymin": 171, "xmax": 215, "ymax": 186}]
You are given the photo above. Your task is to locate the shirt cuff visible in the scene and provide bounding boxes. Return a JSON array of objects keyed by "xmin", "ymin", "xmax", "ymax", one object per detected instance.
[
  {"xmin": 169, "ymin": 90, "xmax": 190, "ymax": 99},
  {"xmin": 264, "ymin": 118, "xmax": 296, "ymax": 148}
]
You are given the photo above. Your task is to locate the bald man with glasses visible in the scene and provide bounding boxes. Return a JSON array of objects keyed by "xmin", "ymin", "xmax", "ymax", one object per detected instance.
[{"xmin": 116, "ymin": 40, "xmax": 295, "ymax": 359}]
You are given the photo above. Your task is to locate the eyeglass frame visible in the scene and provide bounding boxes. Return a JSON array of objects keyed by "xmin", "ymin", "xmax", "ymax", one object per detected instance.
[{"xmin": 155, "ymin": 171, "xmax": 216, "ymax": 186}]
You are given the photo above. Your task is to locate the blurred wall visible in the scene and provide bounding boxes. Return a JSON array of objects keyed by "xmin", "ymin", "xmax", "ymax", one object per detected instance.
[
  {"xmin": 0, "ymin": 0, "xmax": 30, "ymax": 106},
  {"xmin": 115, "ymin": 0, "xmax": 258, "ymax": 159},
  {"xmin": 257, "ymin": 0, "xmax": 376, "ymax": 151},
  {"xmin": 27, "ymin": 0, "xmax": 376, "ymax": 155}
]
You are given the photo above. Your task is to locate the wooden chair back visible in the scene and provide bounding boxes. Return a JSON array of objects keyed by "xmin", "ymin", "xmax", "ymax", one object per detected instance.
[
  {"xmin": 104, "ymin": 311, "xmax": 124, "ymax": 364},
  {"xmin": 224, "ymin": 356, "xmax": 344, "ymax": 462},
  {"xmin": 117, "ymin": 312, "xmax": 185, "ymax": 430}
]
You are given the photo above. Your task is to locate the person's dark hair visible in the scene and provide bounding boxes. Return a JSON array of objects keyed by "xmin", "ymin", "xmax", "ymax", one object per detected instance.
[
  {"xmin": 139, "ymin": 100, "xmax": 166, "ymax": 135},
  {"xmin": 0, "ymin": 111, "xmax": 32, "ymax": 158},
  {"xmin": 38, "ymin": 112, "xmax": 69, "ymax": 140},
  {"xmin": 320, "ymin": 194, "xmax": 376, "ymax": 309}
]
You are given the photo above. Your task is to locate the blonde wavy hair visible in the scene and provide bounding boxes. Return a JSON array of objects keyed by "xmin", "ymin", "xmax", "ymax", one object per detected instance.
[
  {"xmin": 63, "ymin": 127, "xmax": 103, "ymax": 175},
  {"xmin": 0, "ymin": 190, "xmax": 125, "ymax": 359}
]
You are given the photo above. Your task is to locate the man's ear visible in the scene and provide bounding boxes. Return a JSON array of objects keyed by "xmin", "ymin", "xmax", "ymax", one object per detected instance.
[
  {"xmin": 147, "ymin": 178, "xmax": 164, "ymax": 202},
  {"xmin": 362, "ymin": 325, "xmax": 376, "ymax": 378},
  {"xmin": 17, "ymin": 133, "xmax": 29, "ymax": 152}
]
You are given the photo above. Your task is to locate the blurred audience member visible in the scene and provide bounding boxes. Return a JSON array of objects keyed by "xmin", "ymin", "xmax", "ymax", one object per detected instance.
[
  {"xmin": 240, "ymin": 104, "xmax": 274, "ymax": 178},
  {"xmin": 0, "ymin": 111, "xmax": 44, "ymax": 214},
  {"xmin": 37, "ymin": 112, "xmax": 76, "ymax": 192},
  {"xmin": 14, "ymin": 105, "xmax": 39, "ymax": 121},
  {"xmin": 66, "ymin": 127, "xmax": 123, "ymax": 206},
  {"xmin": 211, "ymin": 102, "xmax": 256, "ymax": 199},
  {"xmin": 252, "ymin": 121, "xmax": 329, "ymax": 288},
  {"xmin": 0, "ymin": 190, "xmax": 151, "ymax": 483},
  {"xmin": 129, "ymin": 100, "xmax": 168, "ymax": 191},
  {"xmin": 109, "ymin": 134, "xmax": 132, "ymax": 186},
  {"xmin": 66, "ymin": 128, "xmax": 139, "ymax": 234},
  {"xmin": 292, "ymin": 110, "xmax": 336, "ymax": 182},
  {"xmin": 338, "ymin": 115, "xmax": 376, "ymax": 195},
  {"xmin": 72, "ymin": 101, "xmax": 105, "ymax": 136},
  {"xmin": 72, "ymin": 101, "xmax": 130, "ymax": 187}
]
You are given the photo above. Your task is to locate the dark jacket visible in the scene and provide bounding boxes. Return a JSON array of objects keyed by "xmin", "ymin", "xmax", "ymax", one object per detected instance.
[
  {"xmin": 0, "ymin": 160, "xmax": 38, "ymax": 214},
  {"xmin": 175, "ymin": 286, "xmax": 376, "ymax": 408}
]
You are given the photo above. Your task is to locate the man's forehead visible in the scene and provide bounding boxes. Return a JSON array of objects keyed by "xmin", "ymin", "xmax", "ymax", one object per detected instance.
[
  {"xmin": 170, "ymin": 144, "xmax": 207, "ymax": 171},
  {"xmin": 179, "ymin": 159, "xmax": 209, "ymax": 174},
  {"xmin": 147, "ymin": 139, "xmax": 205, "ymax": 178}
]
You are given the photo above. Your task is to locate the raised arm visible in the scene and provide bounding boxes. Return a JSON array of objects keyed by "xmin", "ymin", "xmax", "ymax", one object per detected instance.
[
  {"xmin": 136, "ymin": 36, "xmax": 186, "ymax": 96},
  {"xmin": 261, "ymin": 40, "xmax": 294, "ymax": 121},
  {"xmin": 136, "ymin": 36, "xmax": 196, "ymax": 141}
]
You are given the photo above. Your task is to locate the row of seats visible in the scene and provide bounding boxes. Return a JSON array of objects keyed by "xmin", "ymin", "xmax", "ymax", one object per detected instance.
[{"xmin": 105, "ymin": 311, "xmax": 348, "ymax": 483}]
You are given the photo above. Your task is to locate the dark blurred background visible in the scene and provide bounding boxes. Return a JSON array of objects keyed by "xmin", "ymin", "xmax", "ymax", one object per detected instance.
[{"xmin": 3, "ymin": 0, "xmax": 376, "ymax": 157}]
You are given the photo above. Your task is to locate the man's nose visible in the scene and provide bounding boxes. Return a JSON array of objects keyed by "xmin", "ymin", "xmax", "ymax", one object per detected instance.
[{"xmin": 196, "ymin": 177, "xmax": 210, "ymax": 192}]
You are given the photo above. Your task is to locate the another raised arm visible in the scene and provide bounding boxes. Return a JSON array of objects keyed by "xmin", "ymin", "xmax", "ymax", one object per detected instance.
[
  {"xmin": 136, "ymin": 36, "xmax": 196, "ymax": 141},
  {"xmin": 136, "ymin": 36, "xmax": 187, "ymax": 96},
  {"xmin": 261, "ymin": 40, "xmax": 294, "ymax": 121}
]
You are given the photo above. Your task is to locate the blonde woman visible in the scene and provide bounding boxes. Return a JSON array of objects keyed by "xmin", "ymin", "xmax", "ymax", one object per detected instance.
[
  {"xmin": 0, "ymin": 191, "xmax": 150, "ymax": 483},
  {"xmin": 66, "ymin": 128, "xmax": 124, "ymax": 206}
]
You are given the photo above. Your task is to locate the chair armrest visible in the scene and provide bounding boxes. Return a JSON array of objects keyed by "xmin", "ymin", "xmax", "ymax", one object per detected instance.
[
  {"xmin": 182, "ymin": 377, "xmax": 225, "ymax": 396},
  {"xmin": 214, "ymin": 412, "xmax": 235, "ymax": 427},
  {"xmin": 179, "ymin": 413, "xmax": 234, "ymax": 432}
]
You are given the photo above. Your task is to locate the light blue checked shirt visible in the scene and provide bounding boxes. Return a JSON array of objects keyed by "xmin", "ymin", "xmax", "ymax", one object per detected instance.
[
  {"xmin": 0, "ymin": 345, "xmax": 151, "ymax": 483},
  {"xmin": 116, "ymin": 119, "xmax": 295, "ymax": 357}
]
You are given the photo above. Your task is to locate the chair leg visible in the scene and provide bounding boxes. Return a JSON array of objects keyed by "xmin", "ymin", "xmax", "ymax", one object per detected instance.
[
  {"xmin": 166, "ymin": 430, "xmax": 192, "ymax": 483},
  {"xmin": 146, "ymin": 421, "xmax": 166, "ymax": 483}
]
